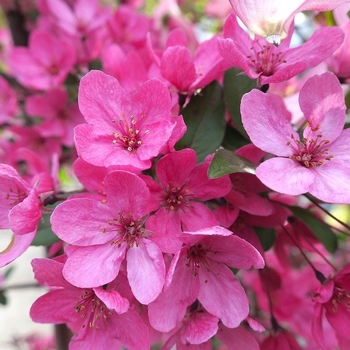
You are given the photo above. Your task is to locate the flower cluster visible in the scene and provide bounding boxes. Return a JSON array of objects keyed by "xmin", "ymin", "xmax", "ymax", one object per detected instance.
[{"xmin": 1, "ymin": 0, "xmax": 350, "ymax": 349}]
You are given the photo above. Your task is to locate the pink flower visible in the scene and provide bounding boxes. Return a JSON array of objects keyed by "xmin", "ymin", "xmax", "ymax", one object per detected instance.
[
  {"xmin": 74, "ymin": 70, "xmax": 177, "ymax": 170},
  {"xmin": 312, "ymin": 263, "xmax": 350, "ymax": 347},
  {"xmin": 9, "ymin": 29, "xmax": 76, "ymax": 90},
  {"xmin": 229, "ymin": 0, "xmax": 350, "ymax": 41},
  {"xmin": 328, "ymin": 20, "xmax": 350, "ymax": 80},
  {"xmin": 45, "ymin": 0, "xmax": 109, "ymax": 37},
  {"xmin": 30, "ymin": 258, "xmax": 150, "ymax": 350},
  {"xmin": 50, "ymin": 170, "xmax": 165, "ymax": 304},
  {"xmin": 217, "ymin": 13, "xmax": 344, "ymax": 86},
  {"xmin": 145, "ymin": 149, "xmax": 232, "ymax": 253},
  {"xmin": 162, "ymin": 306, "xmax": 219, "ymax": 349},
  {"xmin": 241, "ymin": 72, "xmax": 350, "ymax": 203},
  {"xmin": 0, "ymin": 75, "xmax": 18, "ymax": 123},
  {"xmin": 26, "ymin": 88, "xmax": 84, "ymax": 147},
  {"xmin": 148, "ymin": 226, "xmax": 264, "ymax": 332},
  {"xmin": 260, "ymin": 329, "xmax": 302, "ymax": 350},
  {"xmin": 0, "ymin": 164, "xmax": 44, "ymax": 267},
  {"xmin": 157, "ymin": 29, "xmax": 228, "ymax": 94}
]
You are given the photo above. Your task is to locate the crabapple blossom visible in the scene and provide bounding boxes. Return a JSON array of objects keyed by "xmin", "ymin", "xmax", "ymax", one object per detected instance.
[
  {"xmin": 228, "ymin": 0, "xmax": 350, "ymax": 42},
  {"xmin": 145, "ymin": 148, "xmax": 232, "ymax": 253},
  {"xmin": 0, "ymin": 164, "xmax": 46, "ymax": 266},
  {"xmin": 26, "ymin": 88, "xmax": 84, "ymax": 147},
  {"xmin": 148, "ymin": 226, "xmax": 264, "ymax": 332},
  {"xmin": 30, "ymin": 258, "xmax": 150, "ymax": 350},
  {"xmin": 156, "ymin": 29, "xmax": 229, "ymax": 94},
  {"xmin": 9, "ymin": 29, "xmax": 76, "ymax": 90},
  {"xmin": 217, "ymin": 13, "xmax": 344, "ymax": 86},
  {"xmin": 50, "ymin": 170, "xmax": 165, "ymax": 304},
  {"xmin": 312, "ymin": 263, "xmax": 350, "ymax": 347},
  {"xmin": 74, "ymin": 70, "xmax": 178, "ymax": 170},
  {"xmin": 328, "ymin": 20, "xmax": 350, "ymax": 80},
  {"xmin": 0, "ymin": 75, "xmax": 18, "ymax": 124},
  {"xmin": 241, "ymin": 72, "xmax": 350, "ymax": 203}
]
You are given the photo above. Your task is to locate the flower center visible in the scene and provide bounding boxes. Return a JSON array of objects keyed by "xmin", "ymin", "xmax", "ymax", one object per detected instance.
[
  {"xmin": 330, "ymin": 285, "xmax": 350, "ymax": 313},
  {"xmin": 287, "ymin": 134, "xmax": 333, "ymax": 168},
  {"xmin": 4, "ymin": 186, "xmax": 28, "ymax": 207},
  {"xmin": 111, "ymin": 115, "xmax": 149, "ymax": 153},
  {"xmin": 247, "ymin": 39, "xmax": 286, "ymax": 76},
  {"xmin": 75, "ymin": 289, "xmax": 113, "ymax": 330},
  {"xmin": 107, "ymin": 212, "xmax": 148, "ymax": 248},
  {"xmin": 163, "ymin": 181, "xmax": 194, "ymax": 211},
  {"xmin": 47, "ymin": 64, "xmax": 60, "ymax": 76},
  {"xmin": 185, "ymin": 243, "xmax": 212, "ymax": 276}
]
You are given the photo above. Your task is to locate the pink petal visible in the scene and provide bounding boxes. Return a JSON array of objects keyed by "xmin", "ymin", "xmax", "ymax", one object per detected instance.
[
  {"xmin": 109, "ymin": 309, "xmax": 150, "ymax": 350},
  {"xmin": 198, "ymin": 263, "xmax": 249, "ymax": 327},
  {"xmin": 217, "ymin": 37, "xmax": 258, "ymax": 79},
  {"xmin": 74, "ymin": 124, "xmax": 151, "ymax": 170},
  {"xmin": 256, "ymin": 158, "xmax": 315, "ymax": 195},
  {"xmin": 63, "ymin": 244, "xmax": 126, "ymax": 288},
  {"xmin": 146, "ymin": 208, "xmax": 183, "ymax": 254},
  {"xmin": 180, "ymin": 202, "xmax": 219, "ymax": 232},
  {"xmin": 187, "ymin": 163, "xmax": 231, "ymax": 199},
  {"xmin": 126, "ymin": 239, "xmax": 165, "ymax": 304},
  {"xmin": 31, "ymin": 258, "xmax": 71, "ymax": 289},
  {"xmin": 148, "ymin": 255, "xmax": 199, "ymax": 332},
  {"xmin": 0, "ymin": 231, "xmax": 36, "ymax": 267},
  {"xmin": 299, "ymin": 72, "xmax": 345, "ymax": 142},
  {"xmin": 160, "ymin": 46, "xmax": 196, "ymax": 92},
  {"xmin": 78, "ymin": 70, "xmax": 127, "ymax": 127},
  {"xmin": 156, "ymin": 148, "xmax": 197, "ymax": 187},
  {"xmin": 104, "ymin": 171, "xmax": 151, "ymax": 217},
  {"xmin": 93, "ymin": 287, "xmax": 130, "ymax": 314},
  {"xmin": 241, "ymin": 90, "xmax": 297, "ymax": 156},
  {"xmin": 50, "ymin": 198, "xmax": 116, "ymax": 246},
  {"xmin": 326, "ymin": 303, "xmax": 350, "ymax": 340},
  {"xmin": 30, "ymin": 289, "xmax": 81, "ymax": 324},
  {"xmin": 9, "ymin": 189, "xmax": 42, "ymax": 235},
  {"xmin": 204, "ymin": 235, "xmax": 264, "ymax": 269},
  {"xmin": 182, "ymin": 312, "xmax": 219, "ymax": 344},
  {"xmin": 132, "ymin": 78, "xmax": 172, "ymax": 124},
  {"xmin": 310, "ymin": 163, "xmax": 350, "ymax": 203},
  {"xmin": 216, "ymin": 325, "xmax": 260, "ymax": 350}
]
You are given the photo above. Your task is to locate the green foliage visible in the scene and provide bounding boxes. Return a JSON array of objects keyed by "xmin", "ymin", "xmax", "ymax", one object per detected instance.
[
  {"xmin": 176, "ymin": 81, "xmax": 226, "ymax": 162},
  {"xmin": 222, "ymin": 124, "xmax": 250, "ymax": 151},
  {"xmin": 289, "ymin": 206, "xmax": 338, "ymax": 253},
  {"xmin": 0, "ymin": 291, "xmax": 7, "ymax": 305},
  {"xmin": 31, "ymin": 213, "xmax": 60, "ymax": 247},
  {"xmin": 223, "ymin": 68, "xmax": 257, "ymax": 138},
  {"xmin": 255, "ymin": 227, "xmax": 276, "ymax": 251},
  {"xmin": 208, "ymin": 149, "xmax": 256, "ymax": 178}
]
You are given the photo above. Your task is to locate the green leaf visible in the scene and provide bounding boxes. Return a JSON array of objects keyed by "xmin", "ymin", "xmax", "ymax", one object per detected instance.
[
  {"xmin": 208, "ymin": 149, "xmax": 256, "ymax": 178},
  {"xmin": 255, "ymin": 227, "xmax": 276, "ymax": 251},
  {"xmin": 31, "ymin": 213, "xmax": 60, "ymax": 247},
  {"xmin": 4, "ymin": 266, "xmax": 14, "ymax": 279},
  {"xmin": 0, "ymin": 291, "xmax": 7, "ymax": 305},
  {"xmin": 223, "ymin": 68, "xmax": 257, "ymax": 138},
  {"xmin": 222, "ymin": 124, "xmax": 250, "ymax": 151},
  {"xmin": 289, "ymin": 206, "xmax": 338, "ymax": 253},
  {"xmin": 176, "ymin": 81, "xmax": 226, "ymax": 162}
]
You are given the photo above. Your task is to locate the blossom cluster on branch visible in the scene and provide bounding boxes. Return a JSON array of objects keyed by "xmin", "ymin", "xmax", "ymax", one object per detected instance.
[{"xmin": 1, "ymin": 0, "xmax": 350, "ymax": 349}]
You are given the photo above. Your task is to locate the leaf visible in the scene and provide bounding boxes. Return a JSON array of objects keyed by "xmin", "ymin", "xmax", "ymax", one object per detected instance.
[
  {"xmin": 31, "ymin": 213, "xmax": 60, "ymax": 247},
  {"xmin": 289, "ymin": 206, "xmax": 338, "ymax": 253},
  {"xmin": 222, "ymin": 124, "xmax": 250, "ymax": 151},
  {"xmin": 0, "ymin": 291, "xmax": 7, "ymax": 305},
  {"xmin": 255, "ymin": 227, "xmax": 276, "ymax": 251},
  {"xmin": 208, "ymin": 149, "xmax": 256, "ymax": 178},
  {"xmin": 4, "ymin": 266, "xmax": 14, "ymax": 278},
  {"xmin": 176, "ymin": 81, "xmax": 226, "ymax": 162},
  {"xmin": 223, "ymin": 68, "xmax": 257, "ymax": 138}
]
